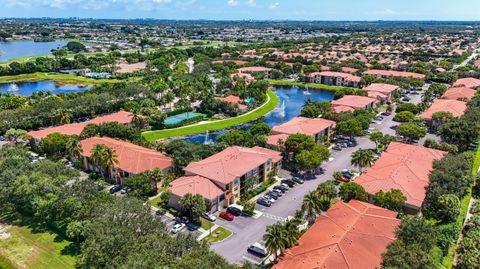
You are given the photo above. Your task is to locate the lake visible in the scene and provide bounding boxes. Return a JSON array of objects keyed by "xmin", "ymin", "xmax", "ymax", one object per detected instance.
[
  {"xmin": 182, "ymin": 86, "xmax": 335, "ymax": 144},
  {"xmin": 0, "ymin": 81, "xmax": 93, "ymax": 96},
  {"xmin": 0, "ymin": 40, "xmax": 69, "ymax": 62}
]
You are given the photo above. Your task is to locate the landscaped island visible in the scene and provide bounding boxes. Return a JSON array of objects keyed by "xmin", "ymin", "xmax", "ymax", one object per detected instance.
[
  {"xmin": 0, "ymin": 72, "xmax": 116, "ymax": 86},
  {"xmin": 142, "ymin": 89, "xmax": 279, "ymax": 141},
  {"xmin": 267, "ymin": 79, "xmax": 361, "ymax": 92}
]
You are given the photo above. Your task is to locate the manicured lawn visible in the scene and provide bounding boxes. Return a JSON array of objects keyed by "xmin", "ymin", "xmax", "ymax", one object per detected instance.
[
  {"xmin": 0, "ymin": 72, "xmax": 117, "ymax": 86},
  {"xmin": 200, "ymin": 219, "xmax": 214, "ymax": 231},
  {"xmin": 148, "ymin": 195, "xmax": 165, "ymax": 209},
  {"xmin": 0, "ymin": 217, "xmax": 76, "ymax": 269},
  {"xmin": 267, "ymin": 79, "xmax": 361, "ymax": 92},
  {"xmin": 202, "ymin": 226, "xmax": 232, "ymax": 243},
  {"xmin": 142, "ymin": 89, "xmax": 279, "ymax": 141}
]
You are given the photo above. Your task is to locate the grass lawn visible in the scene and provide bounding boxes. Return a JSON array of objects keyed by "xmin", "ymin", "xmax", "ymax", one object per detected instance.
[
  {"xmin": 0, "ymin": 72, "xmax": 117, "ymax": 86},
  {"xmin": 0, "ymin": 216, "xmax": 76, "ymax": 269},
  {"xmin": 142, "ymin": 89, "xmax": 279, "ymax": 141},
  {"xmin": 200, "ymin": 219, "xmax": 214, "ymax": 231},
  {"xmin": 148, "ymin": 195, "xmax": 165, "ymax": 209},
  {"xmin": 202, "ymin": 226, "xmax": 232, "ymax": 243},
  {"xmin": 267, "ymin": 79, "xmax": 361, "ymax": 92}
]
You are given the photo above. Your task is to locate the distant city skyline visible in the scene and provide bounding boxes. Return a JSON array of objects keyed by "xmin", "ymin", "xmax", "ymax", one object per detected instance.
[{"xmin": 1, "ymin": 0, "xmax": 480, "ymax": 21}]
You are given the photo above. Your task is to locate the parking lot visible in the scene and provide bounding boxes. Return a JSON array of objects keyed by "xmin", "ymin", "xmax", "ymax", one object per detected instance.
[
  {"xmin": 211, "ymin": 86, "xmax": 444, "ymax": 264},
  {"xmin": 154, "ymin": 212, "xmax": 203, "ymax": 238}
]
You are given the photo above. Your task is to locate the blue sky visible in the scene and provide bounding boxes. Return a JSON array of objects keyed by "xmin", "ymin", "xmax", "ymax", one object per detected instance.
[{"xmin": 1, "ymin": 0, "xmax": 479, "ymax": 20}]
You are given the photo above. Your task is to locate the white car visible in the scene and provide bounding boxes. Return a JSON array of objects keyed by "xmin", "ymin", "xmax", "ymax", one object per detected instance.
[
  {"xmin": 171, "ymin": 223, "xmax": 186, "ymax": 234},
  {"xmin": 203, "ymin": 212, "xmax": 217, "ymax": 222}
]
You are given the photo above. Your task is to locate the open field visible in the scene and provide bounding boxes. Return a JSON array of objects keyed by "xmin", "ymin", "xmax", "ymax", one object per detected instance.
[
  {"xmin": 267, "ymin": 79, "xmax": 361, "ymax": 92},
  {"xmin": 142, "ymin": 89, "xmax": 279, "ymax": 141},
  {"xmin": 0, "ymin": 72, "xmax": 117, "ymax": 86},
  {"xmin": 0, "ymin": 216, "xmax": 76, "ymax": 269}
]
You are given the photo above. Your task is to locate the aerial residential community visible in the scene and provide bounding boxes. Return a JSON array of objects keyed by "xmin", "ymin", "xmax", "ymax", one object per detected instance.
[{"xmin": 1, "ymin": 1, "xmax": 480, "ymax": 269}]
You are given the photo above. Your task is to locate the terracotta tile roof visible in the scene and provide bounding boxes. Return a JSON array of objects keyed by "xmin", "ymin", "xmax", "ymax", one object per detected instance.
[
  {"xmin": 331, "ymin": 95, "xmax": 377, "ymax": 110},
  {"xmin": 169, "ymin": 175, "xmax": 224, "ymax": 200},
  {"xmin": 419, "ymin": 99, "xmax": 467, "ymax": 119},
  {"xmin": 266, "ymin": 133, "xmax": 289, "ymax": 147},
  {"xmin": 230, "ymin": 72, "xmax": 254, "ymax": 83},
  {"xmin": 237, "ymin": 66, "xmax": 272, "ymax": 73},
  {"xmin": 341, "ymin": 67, "xmax": 358, "ymax": 73},
  {"xmin": 332, "ymin": 105, "xmax": 356, "ymax": 113},
  {"xmin": 272, "ymin": 117, "xmax": 336, "ymax": 137},
  {"xmin": 80, "ymin": 136, "xmax": 172, "ymax": 174},
  {"xmin": 363, "ymin": 83, "xmax": 399, "ymax": 95},
  {"xmin": 310, "ymin": 71, "xmax": 362, "ymax": 83},
  {"xmin": 184, "ymin": 146, "xmax": 282, "ymax": 186},
  {"xmin": 212, "ymin": 59, "xmax": 248, "ymax": 65},
  {"xmin": 28, "ymin": 111, "xmax": 134, "ymax": 140},
  {"xmin": 441, "ymin": 87, "xmax": 476, "ymax": 101},
  {"xmin": 274, "ymin": 200, "xmax": 400, "ymax": 269},
  {"xmin": 453, "ymin": 77, "xmax": 480, "ymax": 89},
  {"xmin": 215, "ymin": 95, "xmax": 248, "ymax": 110},
  {"xmin": 356, "ymin": 142, "xmax": 446, "ymax": 207},
  {"xmin": 364, "ymin": 70, "xmax": 426, "ymax": 79}
]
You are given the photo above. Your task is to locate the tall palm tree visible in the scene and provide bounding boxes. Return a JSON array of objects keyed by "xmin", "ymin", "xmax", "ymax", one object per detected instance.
[
  {"xmin": 351, "ymin": 149, "xmax": 375, "ymax": 171},
  {"xmin": 90, "ymin": 144, "xmax": 106, "ymax": 178},
  {"xmin": 66, "ymin": 137, "xmax": 83, "ymax": 160},
  {"xmin": 283, "ymin": 220, "xmax": 300, "ymax": 248},
  {"xmin": 301, "ymin": 191, "xmax": 322, "ymax": 225},
  {"xmin": 102, "ymin": 146, "xmax": 119, "ymax": 180},
  {"xmin": 90, "ymin": 144, "xmax": 118, "ymax": 180},
  {"xmin": 263, "ymin": 223, "xmax": 287, "ymax": 260}
]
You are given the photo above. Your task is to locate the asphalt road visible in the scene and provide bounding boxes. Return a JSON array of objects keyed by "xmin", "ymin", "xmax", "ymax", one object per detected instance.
[{"xmin": 210, "ymin": 86, "xmax": 441, "ymax": 264}]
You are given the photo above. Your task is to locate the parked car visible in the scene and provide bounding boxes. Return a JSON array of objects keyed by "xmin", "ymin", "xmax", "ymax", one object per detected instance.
[
  {"xmin": 109, "ymin": 184, "xmax": 122, "ymax": 194},
  {"xmin": 247, "ymin": 242, "xmax": 268, "ymax": 257},
  {"xmin": 202, "ymin": 212, "xmax": 216, "ymax": 222},
  {"xmin": 155, "ymin": 209, "xmax": 166, "ymax": 216},
  {"xmin": 256, "ymin": 198, "xmax": 272, "ymax": 207},
  {"xmin": 280, "ymin": 183, "xmax": 291, "ymax": 189},
  {"xmin": 226, "ymin": 207, "xmax": 242, "ymax": 216},
  {"xmin": 292, "ymin": 177, "xmax": 304, "ymax": 184},
  {"xmin": 382, "ymin": 111, "xmax": 392, "ymax": 116},
  {"xmin": 273, "ymin": 187, "xmax": 286, "ymax": 194},
  {"xmin": 267, "ymin": 190, "xmax": 282, "ymax": 198},
  {"xmin": 281, "ymin": 179, "xmax": 295, "ymax": 188},
  {"xmin": 171, "ymin": 223, "xmax": 186, "ymax": 234},
  {"xmin": 263, "ymin": 195, "xmax": 276, "ymax": 203},
  {"xmin": 332, "ymin": 145, "xmax": 342, "ymax": 151},
  {"xmin": 342, "ymin": 170, "xmax": 354, "ymax": 179},
  {"xmin": 219, "ymin": 211, "xmax": 234, "ymax": 221}
]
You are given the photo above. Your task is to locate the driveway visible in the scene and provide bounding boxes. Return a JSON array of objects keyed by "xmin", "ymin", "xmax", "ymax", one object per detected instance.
[{"xmin": 211, "ymin": 137, "xmax": 376, "ymax": 264}]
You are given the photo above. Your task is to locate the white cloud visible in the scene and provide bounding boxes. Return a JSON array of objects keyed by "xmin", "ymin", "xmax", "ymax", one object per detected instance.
[
  {"xmin": 246, "ymin": 0, "xmax": 256, "ymax": 7},
  {"xmin": 4, "ymin": 0, "xmax": 173, "ymax": 10},
  {"xmin": 269, "ymin": 2, "xmax": 279, "ymax": 9},
  {"xmin": 227, "ymin": 0, "xmax": 238, "ymax": 6}
]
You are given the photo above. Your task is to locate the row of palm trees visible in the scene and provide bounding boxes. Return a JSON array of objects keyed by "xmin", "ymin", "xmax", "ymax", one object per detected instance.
[
  {"xmin": 263, "ymin": 180, "xmax": 338, "ymax": 260},
  {"xmin": 66, "ymin": 137, "xmax": 119, "ymax": 180}
]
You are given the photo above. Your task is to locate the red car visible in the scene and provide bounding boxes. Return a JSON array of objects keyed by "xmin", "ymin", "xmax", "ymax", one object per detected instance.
[{"xmin": 219, "ymin": 211, "xmax": 234, "ymax": 221}]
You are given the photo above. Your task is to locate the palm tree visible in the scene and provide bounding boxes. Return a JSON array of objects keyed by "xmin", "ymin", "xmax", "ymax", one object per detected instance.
[
  {"xmin": 283, "ymin": 220, "xmax": 300, "ymax": 248},
  {"xmin": 351, "ymin": 149, "xmax": 375, "ymax": 171},
  {"xmin": 102, "ymin": 146, "xmax": 119, "ymax": 180},
  {"xmin": 66, "ymin": 137, "xmax": 83, "ymax": 160},
  {"xmin": 301, "ymin": 191, "xmax": 322, "ymax": 225},
  {"xmin": 90, "ymin": 144, "xmax": 118, "ymax": 180},
  {"xmin": 263, "ymin": 223, "xmax": 287, "ymax": 260},
  {"xmin": 90, "ymin": 144, "xmax": 106, "ymax": 178}
]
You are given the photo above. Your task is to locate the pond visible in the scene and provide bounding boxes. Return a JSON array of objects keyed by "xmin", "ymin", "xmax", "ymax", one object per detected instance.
[
  {"xmin": 0, "ymin": 81, "xmax": 93, "ymax": 96},
  {"xmin": 0, "ymin": 40, "xmax": 69, "ymax": 62},
  {"xmin": 182, "ymin": 86, "xmax": 335, "ymax": 144}
]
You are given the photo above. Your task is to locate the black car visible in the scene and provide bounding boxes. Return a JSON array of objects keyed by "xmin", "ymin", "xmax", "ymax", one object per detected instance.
[
  {"xmin": 256, "ymin": 198, "xmax": 271, "ymax": 207},
  {"xmin": 109, "ymin": 184, "xmax": 122, "ymax": 194},
  {"xmin": 342, "ymin": 171, "xmax": 353, "ymax": 179},
  {"xmin": 281, "ymin": 179, "xmax": 295, "ymax": 188},
  {"xmin": 273, "ymin": 185, "xmax": 288, "ymax": 193},
  {"xmin": 267, "ymin": 190, "xmax": 282, "ymax": 198},
  {"xmin": 226, "ymin": 207, "xmax": 242, "ymax": 216},
  {"xmin": 155, "ymin": 209, "xmax": 166, "ymax": 216},
  {"xmin": 291, "ymin": 177, "xmax": 304, "ymax": 184}
]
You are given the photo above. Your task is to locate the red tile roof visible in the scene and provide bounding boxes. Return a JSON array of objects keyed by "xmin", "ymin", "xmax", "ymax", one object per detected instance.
[
  {"xmin": 274, "ymin": 200, "xmax": 400, "ymax": 269},
  {"xmin": 363, "ymin": 83, "xmax": 399, "ymax": 95},
  {"xmin": 453, "ymin": 77, "xmax": 480, "ymax": 89},
  {"xmin": 419, "ymin": 99, "xmax": 467, "ymax": 119},
  {"xmin": 266, "ymin": 133, "xmax": 289, "ymax": 147},
  {"xmin": 356, "ymin": 142, "xmax": 446, "ymax": 207},
  {"xmin": 80, "ymin": 136, "xmax": 172, "ymax": 174},
  {"xmin": 364, "ymin": 70, "xmax": 426, "ymax": 79},
  {"xmin": 212, "ymin": 59, "xmax": 248, "ymax": 65},
  {"xmin": 441, "ymin": 87, "xmax": 476, "ymax": 101},
  {"xmin": 237, "ymin": 66, "xmax": 272, "ymax": 73},
  {"xmin": 28, "ymin": 111, "xmax": 134, "ymax": 140},
  {"xmin": 272, "ymin": 117, "xmax": 336, "ymax": 137},
  {"xmin": 215, "ymin": 95, "xmax": 248, "ymax": 110},
  {"xmin": 310, "ymin": 71, "xmax": 362, "ymax": 83},
  {"xmin": 169, "ymin": 175, "xmax": 224, "ymax": 200},
  {"xmin": 331, "ymin": 95, "xmax": 377, "ymax": 110},
  {"xmin": 184, "ymin": 146, "xmax": 281, "ymax": 186},
  {"xmin": 341, "ymin": 67, "xmax": 358, "ymax": 73},
  {"xmin": 332, "ymin": 105, "xmax": 356, "ymax": 113}
]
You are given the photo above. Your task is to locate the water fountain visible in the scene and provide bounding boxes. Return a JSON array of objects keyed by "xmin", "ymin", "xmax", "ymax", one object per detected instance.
[
  {"xmin": 7, "ymin": 83, "xmax": 19, "ymax": 93},
  {"xmin": 303, "ymin": 86, "xmax": 311, "ymax": 95}
]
